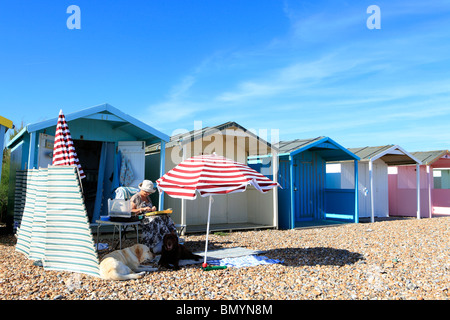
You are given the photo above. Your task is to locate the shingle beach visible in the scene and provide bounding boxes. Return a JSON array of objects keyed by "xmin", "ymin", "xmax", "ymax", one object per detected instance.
[{"xmin": 1, "ymin": 217, "xmax": 448, "ymax": 300}]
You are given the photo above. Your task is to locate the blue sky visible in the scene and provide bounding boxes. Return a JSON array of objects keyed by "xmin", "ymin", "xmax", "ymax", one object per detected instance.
[{"xmin": 1, "ymin": 0, "xmax": 450, "ymax": 152}]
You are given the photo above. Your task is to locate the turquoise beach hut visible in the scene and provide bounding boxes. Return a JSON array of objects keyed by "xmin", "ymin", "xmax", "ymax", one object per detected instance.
[
  {"xmin": 251, "ymin": 136, "xmax": 360, "ymax": 229},
  {"xmin": 6, "ymin": 103, "xmax": 169, "ymax": 226}
]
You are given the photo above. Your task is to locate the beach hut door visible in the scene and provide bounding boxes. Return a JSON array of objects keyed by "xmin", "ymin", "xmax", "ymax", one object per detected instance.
[
  {"xmin": 294, "ymin": 152, "xmax": 323, "ymax": 221},
  {"xmin": 117, "ymin": 141, "xmax": 145, "ymax": 188}
]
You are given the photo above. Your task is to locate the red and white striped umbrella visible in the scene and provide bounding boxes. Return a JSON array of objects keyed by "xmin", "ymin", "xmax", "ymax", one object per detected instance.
[
  {"xmin": 52, "ymin": 109, "xmax": 86, "ymax": 179},
  {"xmin": 156, "ymin": 153, "xmax": 278, "ymax": 199},
  {"xmin": 156, "ymin": 153, "xmax": 279, "ymax": 268}
]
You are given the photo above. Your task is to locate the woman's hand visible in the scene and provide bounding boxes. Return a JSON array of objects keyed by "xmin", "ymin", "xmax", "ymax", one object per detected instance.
[{"xmin": 136, "ymin": 206, "xmax": 156, "ymax": 214}]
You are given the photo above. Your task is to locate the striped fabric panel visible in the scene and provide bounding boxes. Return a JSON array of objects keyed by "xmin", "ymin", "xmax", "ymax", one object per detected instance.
[
  {"xmin": 13, "ymin": 170, "xmax": 28, "ymax": 232},
  {"xmin": 15, "ymin": 169, "xmax": 38, "ymax": 257},
  {"xmin": 156, "ymin": 154, "xmax": 279, "ymax": 199},
  {"xmin": 43, "ymin": 166, "xmax": 100, "ymax": 277},
  {"xmin": 29, "ymin": 168, "xmax": 48, "ymax": 261},
  {"xmin": 14, "ymin": 166, "xmax": 100, "ymax": 277}
]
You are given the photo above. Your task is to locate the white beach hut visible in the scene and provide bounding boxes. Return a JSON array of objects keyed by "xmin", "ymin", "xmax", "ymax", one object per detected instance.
[
  {"xmin": 328, "ymin": 145, "xmax": 422, "ymax": 222},
  {"xmin": 146, "ymin": 121, "xmax": 279, "ymax": 234}
]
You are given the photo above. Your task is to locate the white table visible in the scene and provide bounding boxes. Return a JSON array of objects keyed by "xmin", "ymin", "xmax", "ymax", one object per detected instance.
[{"xmin": 96, "ymin": 219, "xmax": 141, "ymax": 250}]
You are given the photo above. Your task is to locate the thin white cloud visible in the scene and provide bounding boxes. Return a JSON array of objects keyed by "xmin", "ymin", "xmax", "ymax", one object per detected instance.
[
  {"xmin": 216, "ymin": 52, "xmax": 375, "ymax": 103},
  {"xmin": 167, "ymin": 75, "xmax": 196, "ymax": 100}
]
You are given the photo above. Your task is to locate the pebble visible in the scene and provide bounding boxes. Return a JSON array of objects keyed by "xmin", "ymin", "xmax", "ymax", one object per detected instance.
[{"xmin": 0, "ymin": 217, "xmax": 449, "ymax": 300}]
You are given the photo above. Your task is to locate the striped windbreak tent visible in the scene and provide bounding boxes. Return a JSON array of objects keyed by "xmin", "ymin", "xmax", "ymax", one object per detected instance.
[{"xmin": 14, "ymin": 165, "xmax": 100, "ymax": 277}]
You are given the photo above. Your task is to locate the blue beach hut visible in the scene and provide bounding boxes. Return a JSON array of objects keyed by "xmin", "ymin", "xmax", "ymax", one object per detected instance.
[
  {"xmin": 6, "ymin": 103, "xmax": 169, "ymax": 225},
  {"xmin": 252, "ymin": 137, "xmax": 360, "ymax": 229}
]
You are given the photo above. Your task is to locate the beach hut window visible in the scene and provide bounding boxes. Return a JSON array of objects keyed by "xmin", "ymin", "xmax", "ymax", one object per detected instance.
[
  {"xmin": 325, "ymin": 163, "xmax": 341, "ymax": 189},
  {"xmin": 433, "ymin": 169, "xmax": 450, "ymax": 189},
  {"xmin": 388, "ymin": 167, "xmax": 398, "ymax": 175},
  {"xmin": 326, "ymin": 163, "xmax": 341, "ymax": 173}
]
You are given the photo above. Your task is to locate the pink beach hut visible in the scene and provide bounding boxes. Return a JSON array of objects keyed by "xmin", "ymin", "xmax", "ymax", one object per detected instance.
[{"xmin": 389, "ymin": 150, "xmax": 450, "ymax": 218}]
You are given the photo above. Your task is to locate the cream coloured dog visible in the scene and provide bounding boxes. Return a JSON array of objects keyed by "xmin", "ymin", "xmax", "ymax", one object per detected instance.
[{"xmin": 99, "ymin": 244, "xmax": 157, "ymax": 281}]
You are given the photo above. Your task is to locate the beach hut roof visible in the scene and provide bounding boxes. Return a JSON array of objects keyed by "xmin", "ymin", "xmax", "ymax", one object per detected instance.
[
  {"xmin": 0, "ymin": 115, "xmax": 13, "ymax": 130},
  {"xmin": 7, "ymin": 103, "xmax": 169, "ymax": 148},
  {"xmin": 158, "ymin": 121, "xmax": 276, "ymax": 155},
  {"xmin": 411, "ymin": 150, "xmax": 450, "ymax": 166},
  {"xmin": 348, "ymin": 145, "xmax": 421, "ymax": 166},
  {"xmin": 276, "ymin": 136, "xmax": 359, "ymax": 161}
]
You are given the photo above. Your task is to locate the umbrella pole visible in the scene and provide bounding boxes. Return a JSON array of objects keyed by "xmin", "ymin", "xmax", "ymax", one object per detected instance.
[
  {"xmin": 203, "ymin": 195, "xmax": 213, "ymax": 266},
  {"xmin": 202, "ymin": 195, "xmax": 228, "ymax": 271}
]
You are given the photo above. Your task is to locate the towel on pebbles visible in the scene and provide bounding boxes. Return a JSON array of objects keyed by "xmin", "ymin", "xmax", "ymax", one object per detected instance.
[
  {"xmin": 208, "ymin": 255, "xmax": 283, "ymax": 268},
  {"xmin": 176, "ymin": 247, "xmax": 282, "ymax": 268}
]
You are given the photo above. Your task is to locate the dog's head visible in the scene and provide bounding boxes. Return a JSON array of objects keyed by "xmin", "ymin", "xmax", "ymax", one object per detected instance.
[
  {"xmin": 163, "ymin": 232, "xmax": 178, "ymax": 252},
  {"xmin": 133, "ymin": 244, "xmax": 154, "ymax": 263}
]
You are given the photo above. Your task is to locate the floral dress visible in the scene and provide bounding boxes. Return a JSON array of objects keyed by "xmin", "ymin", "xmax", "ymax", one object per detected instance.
[{"xmin": 130, "ymin": 193, "xmax": 177, "ymax": 251}]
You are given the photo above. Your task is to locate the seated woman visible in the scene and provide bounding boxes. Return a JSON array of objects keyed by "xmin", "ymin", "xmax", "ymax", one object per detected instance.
[{"xmin": 130, "ymin": 180, "xmax": 177, "ymax": 254}]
